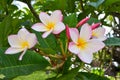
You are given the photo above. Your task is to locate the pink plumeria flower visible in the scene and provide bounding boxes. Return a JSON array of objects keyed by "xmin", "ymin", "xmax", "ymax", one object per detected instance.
[
  {"xmin": 92, "ymin": 27, "xmax": 107, "ymax": 41},
  {"xmin": 5, "ymin": 28, "xmax": 37, "ymax": 60},
  {"xmin": 32, "ymin": 10, "xmax": 65, "ymax": 38},
  {"xmin": 83, "ymin": 23, "xmax": 107, "ymax": 41},
  {"xmin": 91, "ymin": 23, "xmax": 107, "ymax": 41},
  {"xmin": 68, "ymin": 24, "xmax": 105, "ymax": 63}
]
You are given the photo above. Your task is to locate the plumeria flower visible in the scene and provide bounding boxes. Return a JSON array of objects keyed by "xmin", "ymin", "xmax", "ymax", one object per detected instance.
[
  {"xmin": 32, "ymin": 10, "xmax": 65, "ymax": 38},
  {"xmin": 5, "ymin": 28, "xmax": 37, "ymax": 60},
  {"xmin": 91, "ymin": 23, "xmax": 107, "ymax": 41},
  {"xmin": 68, "ymin": 24, "xmax": 105, "ymax": 63}
]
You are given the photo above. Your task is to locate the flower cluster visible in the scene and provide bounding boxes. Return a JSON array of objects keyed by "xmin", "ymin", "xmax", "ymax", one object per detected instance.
[{"xmin": 5, "ymin": 10, "xmax": 106, "ymax": 64}]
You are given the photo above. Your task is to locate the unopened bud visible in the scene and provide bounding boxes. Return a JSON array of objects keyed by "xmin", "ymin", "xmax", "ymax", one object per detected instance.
[
  {"xmin": 66, "ymin": 25, "xmax": 70, "ymax": 41},
  {"xmin": 91, "ymin": 23, "xmax": 101, "ymax": 30},
  {"xmin": 76, "ymin": 17, "xmax": 89, "ymax": 28}
]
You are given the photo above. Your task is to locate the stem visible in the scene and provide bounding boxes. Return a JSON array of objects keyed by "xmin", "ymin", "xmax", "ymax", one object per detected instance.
[
  {"xmin": 65, "ymin": 39, "xmax": 68, "ymax": 54},
  {"xmin": 32, "ymin": 48, "xmax": 63, "ymax": 59},
  {"xmin": 25, "ymin": 0, "xmax": 39, "ymax": 20},
  {"xmin": 58, "ymin": 39, "xmax": 66, "ymax": 58},
  {"xmin": 51, "ymin": 61, "xmax": 65, "ymax": 70},
  {"xmin": 39, "ymin": 50, "xmax": 63, "ymax": 59},
  {"xmin": 80, "ymin": 0, "xmax": 84, "ymax": 11}
]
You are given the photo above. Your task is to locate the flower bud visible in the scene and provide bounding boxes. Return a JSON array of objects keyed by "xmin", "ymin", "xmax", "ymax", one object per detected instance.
[
  {"xmin": 76, "ymin": 17, "xmax": 89, "ymax": 28},
  {"xmin": 66, "ymin": 25, "xmax": 70, "ymax": 41},
  {"xmin": 91, "ymin": 23, "xmax": 101, "ymax": 30}
]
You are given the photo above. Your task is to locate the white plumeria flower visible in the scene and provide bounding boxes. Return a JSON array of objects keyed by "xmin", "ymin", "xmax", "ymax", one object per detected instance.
[
  {"xmin": 32, "ymin": 10, "xmax": 65, "ymax": 38},
  {"xmin": 68, "ymin": 24, "xmax": 105, "ymax": 63},
  {"xmin": 5, "ymin": 28, "xmax": 37, "ymax": 60}
]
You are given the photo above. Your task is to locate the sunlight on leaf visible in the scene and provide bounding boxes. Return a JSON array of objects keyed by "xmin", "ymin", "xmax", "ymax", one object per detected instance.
[{"xmin": 13, "ymin": 71, "xmax": 56, "ymax": 80}]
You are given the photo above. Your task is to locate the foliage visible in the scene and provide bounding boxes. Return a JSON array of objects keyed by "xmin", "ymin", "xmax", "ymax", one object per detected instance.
[{"xmin": 0, "ymin": 0, "xmax": 120, "ymax": 80}]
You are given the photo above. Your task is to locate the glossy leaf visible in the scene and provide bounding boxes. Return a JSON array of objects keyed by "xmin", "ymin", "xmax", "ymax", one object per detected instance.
[
  {"xmin": 103, "ymin": 0, "xmax": 120, "ymax": 7},
  {"xmin": 62, "ymin": 56, "xmax": 72, "ymax": 74},
  {"xmin": 33, "ymin": 31, "xmax": 58, "ymax": 54},
  {"xmin": 87, "ymin": 18, "xmax": 100, "ymax": 25},
  {"xmin": 76, "ymin": 72, "xmax": 109, "ymax": 80},
  {"xmin": 63, "ymin": 13, "xmax": 77, "ymax": 27},
  {"xmin": 0, "ymin": 48, "xmax": 49, "ymax": 79},
  {"xmin": 0, "ymin": 16, "xmax": 20, "ymax": 47},
  {"xmin": 104, "ymin": 38, "xmax": 120, "ymax": 46},
  {"xmin": 13, "ymin": 71, "xmax": 56, "ymax": 80},
  {"xmin": 57, "ymin": 67, "xmax": 79, "ymax": 80}
]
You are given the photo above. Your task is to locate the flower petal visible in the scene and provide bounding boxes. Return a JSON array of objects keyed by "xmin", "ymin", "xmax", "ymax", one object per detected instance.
[
  {"xmin": 32, "ymin": 23, "xmax": 47, "ymax": 32},
  {"xmin": 69, "ymin": 28, "xmax": 79, "ymax": 43},
  {"xmin": 78, "ymin": 52, "xmax": 93, "ymax": 63},
  {"xmin": 42, "ymin": 29, "xmax": 53, "ymax": 38},
  {"xmin": 5, "ymin": 47, "xmax": 23, "ymax": 54},
  {"xmin": 68, "ymin": 42, "xmax": 80, "ymax": 54},
  {"xmin": 51, "ymin": 10, "xmax": 63, "ymax": 23},
  {"xmin": 26, "ymin": 33, "xmax": 37, "ymax": 48},
  {"xmin": 95, "ymin": 36, "xmax": 107, "ymax": 41},
  {"xmin": 52, "ymin": 22, "xmax": 65, "ymax": 34},
  {"xmin": 92, "ymin": 27, "xmax": 107, "ymax": 41},
  {"xmin": 19, "ymin": 48, "xmax": 27, "ymax": 60},
  {"xmin": 39, "ymin": 12, "xmax": 50, "ymax": 25},
  {"xmin": 8, "ymin": 35, "xmax": 22, "ymax": 48},
  {"xmin": 80, "ymin": 23, "xmax": 92, "ymax": 41},
  {"xmin": 83, "ymin": 39, "xmax": 105, "ymax": 53},
  {"xmin": 18, "ymin": 28, "xmax": 30, "ymax": 41}
]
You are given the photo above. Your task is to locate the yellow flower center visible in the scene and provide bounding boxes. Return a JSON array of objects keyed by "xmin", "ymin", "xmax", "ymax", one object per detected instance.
[
  {"xmin": 77, "ymin": 38, "xmax": 87, "ymax": 50},
  {"xmin": 46, "ymin": 22, "xmax": 55, "ymax": 30},
  {"xmin": 92, "ymin": 31, "xmax": 97, "ymax": 37},
  {"xmin": 21, "ymin": 41, "xmax": 29, "ymax": 48}
]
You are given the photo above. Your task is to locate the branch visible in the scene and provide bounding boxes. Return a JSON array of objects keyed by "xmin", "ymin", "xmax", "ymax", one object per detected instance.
[
  {"xmin": 25, "ymin": 0, "xmax": 39, "ymax": 20},
  {"xmin": 80, "ymin": 0, "xmax": 84, "ymax": 11}
]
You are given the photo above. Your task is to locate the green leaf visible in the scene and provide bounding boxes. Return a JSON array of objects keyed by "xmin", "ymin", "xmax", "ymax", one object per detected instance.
[
  {"xmin": 40, "ymin": 48, "xmax": 56, "ymax": 54},
  {"xmin": 103, "ymin": 0, "xmax": 120, "ymax": 7},
  {"xmin": 62, "ymin": 56, "xmax": 72, "ymax": 74},
  {"xmin": 75, "ymin": 73, "xmax": 89, "ymax": 80},
  {"xmin": 54, "ymin": 0, "xmax": 67, "ymax": 12},
  {"xmin": 66, "ymin": 0, "xmax": 75, "ymax": 13},
  {"xmin": 41, "ymin": 0, "xmax": 67, "ymax": 12},
  {"xmin": 34, "ymin": 31, "xmax": 57, "ymax": 54},
  {"xmin": 8, "ymin": 5, "xmax": 18, "ymax": 13},
  {"xmin": 13, "ymin": 71, "xmax": 56, "ymax": 80},
  {"xmin": 76, "ymin": 72, "xmax": 110, "ymax": 80},
  {"xmin": 104, "ymin": 38, "xmax": 120, "ymax": 46},
  {"xmin": 105, "ymin": 3, "xmax": 120, "ymax": 13},
  {"xmin": 34, "ymin": 31, "xmax": 56, "ymax": 49},
  {"xmin": 0, "ymin": 48, "xmax": 49, "ymax": 79},
  {"xmin": 0, "ymin": 15, "xmax": 20, "ymax": 47},
  {"xmin": 64, "ymin": 13, "xmax": 77, "ymax": 27},
  {"xmin": 88, "ymin": 0, "xmax": 105, "ymax": 8},
  {"xmin": 87, "ymin": 17, "xmax": 100, "ymax": 25},
  {"xmin": 57, "ymin": 67, "xmax": 79, "ymax": 80}
]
